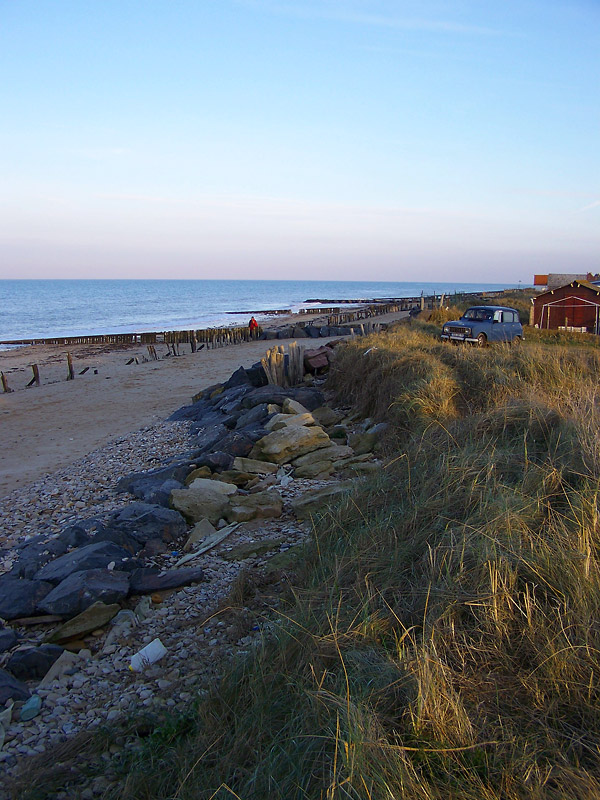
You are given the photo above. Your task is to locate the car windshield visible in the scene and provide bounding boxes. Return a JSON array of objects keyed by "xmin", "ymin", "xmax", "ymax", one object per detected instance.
[{"xmin": 462, "ymin": 308, "xmax": 493, "ymax": 321}]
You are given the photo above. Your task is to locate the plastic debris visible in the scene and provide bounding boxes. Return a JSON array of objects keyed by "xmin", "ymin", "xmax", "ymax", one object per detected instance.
[
  {"xmin": 20, "ymin": 694, "xmax": 42, "ymax": 721},
  {"xmin": 129, "ymin": 638, "xmax": 167, "ymax": 672}
]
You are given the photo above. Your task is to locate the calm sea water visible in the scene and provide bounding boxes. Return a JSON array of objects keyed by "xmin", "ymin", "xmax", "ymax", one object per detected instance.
[{"xmin": 0, "ymin": 279, "xmax": 519, "ymax": 344}]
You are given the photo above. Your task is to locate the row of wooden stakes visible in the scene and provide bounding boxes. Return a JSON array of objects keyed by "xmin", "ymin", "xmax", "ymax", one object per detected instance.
[{"xmin": 1, "ymin": 354, "xmax": 80, "ymax": 393}]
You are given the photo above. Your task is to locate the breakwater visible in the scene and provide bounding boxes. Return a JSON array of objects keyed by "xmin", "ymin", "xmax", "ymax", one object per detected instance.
[{"xmin": 0, "ymin": 289, "xmax": 505, "ymax": 347}]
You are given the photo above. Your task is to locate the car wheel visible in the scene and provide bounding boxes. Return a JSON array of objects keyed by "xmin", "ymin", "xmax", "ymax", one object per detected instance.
[{"xmin": 477, "ymin": 333, "xmax": 487, "ymax": 347}]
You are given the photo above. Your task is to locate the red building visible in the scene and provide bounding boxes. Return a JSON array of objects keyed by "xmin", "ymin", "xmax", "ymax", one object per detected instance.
[{"xmin": 532, "ymin": 280, "xmax": 600, "ymax": 333}]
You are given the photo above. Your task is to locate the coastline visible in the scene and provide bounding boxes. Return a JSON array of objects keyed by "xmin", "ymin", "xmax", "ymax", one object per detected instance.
[{"xmin": 0, "ymin": 307, "xmax": 409, "ymax": 498}]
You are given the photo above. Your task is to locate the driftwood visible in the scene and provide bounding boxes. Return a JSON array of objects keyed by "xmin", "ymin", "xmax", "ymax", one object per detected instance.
[{"xmin": 175, "ymin": 524, "xmax": 240, "ymax": 567}]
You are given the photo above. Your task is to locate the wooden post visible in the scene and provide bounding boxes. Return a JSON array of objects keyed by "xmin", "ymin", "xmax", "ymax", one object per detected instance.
[
  {"xmin": 1, "ymin": 372, "xmax": 12, "ymax": 393},
  {"xmin": 66, "ymin": 353, "xmax": 74, "ymax": 380},
  {"xmin": 26, "ymin": 364, "xmax": 40, "ymax": 387}
]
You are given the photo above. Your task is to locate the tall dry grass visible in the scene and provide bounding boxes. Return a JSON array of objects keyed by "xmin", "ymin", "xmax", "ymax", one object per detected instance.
[{"xmin": 16, "ymin": 327, "xmax": 600, "ymax": 800}]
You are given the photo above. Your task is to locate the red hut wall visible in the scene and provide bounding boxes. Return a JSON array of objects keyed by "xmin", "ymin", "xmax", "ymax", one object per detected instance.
[{"xmin": 533, "ymin": 285, "xmax": 600, "ymax": 331}]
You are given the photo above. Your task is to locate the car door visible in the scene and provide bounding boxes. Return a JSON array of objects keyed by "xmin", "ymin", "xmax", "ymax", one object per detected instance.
[{"xmin": 492, "ymin": 310, "xmax": 505, "ymax": 341}]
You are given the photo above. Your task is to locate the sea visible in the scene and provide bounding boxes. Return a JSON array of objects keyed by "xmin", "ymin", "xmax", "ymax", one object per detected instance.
[{"xmin": 0, "ymin": 279, "xmax": 520, "ymax": 346}]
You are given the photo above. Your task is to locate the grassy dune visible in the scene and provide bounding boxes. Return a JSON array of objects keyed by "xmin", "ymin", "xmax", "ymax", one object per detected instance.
[{"xmin": 17, "ymin": 321, "xmax": 600, "ymax": 799}]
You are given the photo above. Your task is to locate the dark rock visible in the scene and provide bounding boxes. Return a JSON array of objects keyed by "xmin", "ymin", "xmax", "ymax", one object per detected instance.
[
  {"xmin": 245, "ymin": 363, "xmax": 268, "ymax": 387},
  {"xmin": 235, "ymin": 404, "xmax": 271, "ymax": 430},
  {"xmin": 115, "ymin": 463, "xmax": 191, "ymax": 507},
  {"xmin": 191, "ymin": 382, "xmax": 223, "ymax": 403},
  {"xmin": 38, "ymin": 569, "xmax": 130, "ymax": 617},
  {"xmin": 0, "ymin": 668, "xmax": 30, "ymax": 704},
  {"xmin": 261, "ymin": 329, "xmax": 278, "ymax": 340},
  {"xmin": 92, "ymin": 527, "xmax": 144, "ymax": 554},
  {"xmin": 234, "ymin": 424, "xmax": 270, "ymax": 443},
  {"xmin": 129, "ymin": 567, "xmax": 205, "ymax": 594},
  {"xmin": 213, "ymin": 385, "xmax": 253, "ymax": 414},
  {"xmin": 168, "ymin": 399, "xmax": 214, "ymax": 422},
  {"xmin": 192, "ymin": 451, "xmax": 234, "ymax": 471},
  {"xmin": 139, "ymin": 539, "xmax": 168, "ymax": 558},
  {"xmin": 319, "ymin": 326, "xmax": 331, "ymax": 337},
  {"xmin": 241, "ymin": 386, "xmax": 325, "ymax": 411},
  {"xmin": 6, "ymin": 644, "xmax": 64, "ymax": 681},
  {"xmin": 307, "ymin": 326, "xmax": 322, "ymax": 338},
  {"xmin": 102, "ymin": 502, "xmax": 187, "ymax": 545},
  {"xmin": 57, "ymin": 520, "xmax": 99, "ymax": 548},
  {"xmin": 223, "ymin": 366, "xmax": 252, "ymax": 389},
  {"xmin": 215, "ymin": 430, "xmax": 258, "ymax": 458},
  {"xmin": 292, "ymin": 326, "xmax": 309, "ymax": 338},
  {"xmin": 34, "ymin": 542, "xmax": 134, "ymax": 584},
  {"xmin": 0, "ymin": 577, "xmax": 54, "ymax": 620},
  {"xmin": 9, "ymin": 536, "xmax": 69, "ymax": 579},
  {"xmin": 190, "ymin": 423, "xmax": 229, "ymax": 453},
  {"xmin": 276, "ymin": 327, "xmax": 293, "ymax": 339},
  {"xmin": 0, "ymin": 628, "xmax": 18, "ymax": 653}
]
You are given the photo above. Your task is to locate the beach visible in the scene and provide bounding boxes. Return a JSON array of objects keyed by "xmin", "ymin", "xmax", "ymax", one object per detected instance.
[{"xmin": 0, "ymin": 308, "xmax": 408, "ymax": 498}]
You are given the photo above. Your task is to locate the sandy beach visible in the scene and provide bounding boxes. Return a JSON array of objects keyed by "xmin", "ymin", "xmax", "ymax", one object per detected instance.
[{"xmin": 0, "ymin": 309, "xmax": 408, "ymax": 498}]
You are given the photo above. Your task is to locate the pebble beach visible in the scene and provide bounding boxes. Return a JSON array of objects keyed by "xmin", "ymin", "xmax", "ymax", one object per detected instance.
[{"xmin": 0, "ymin": 308, "xmax": 407, "ymax": 795}]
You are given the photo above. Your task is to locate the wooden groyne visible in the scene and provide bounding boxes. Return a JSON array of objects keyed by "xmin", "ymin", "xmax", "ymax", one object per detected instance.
[{"xmin": 0, "ymin": 289, "xmax": 507, "ymax": 349}]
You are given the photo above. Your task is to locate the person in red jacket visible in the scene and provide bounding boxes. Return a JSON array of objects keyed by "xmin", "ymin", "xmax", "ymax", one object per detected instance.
[{"xmin": 249, "ymin": 316, "xmax": 259, "ymax": 337}]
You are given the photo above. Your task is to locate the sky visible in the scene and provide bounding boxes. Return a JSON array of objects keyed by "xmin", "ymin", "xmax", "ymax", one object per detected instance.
[{"xmin": 0, "ymin": 0, "xmax": 598, "ymax": 283}]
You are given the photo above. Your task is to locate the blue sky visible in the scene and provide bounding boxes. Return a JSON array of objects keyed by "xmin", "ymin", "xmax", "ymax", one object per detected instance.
[{"xmin": 0, "ymin": 0, "xmax": 598, "ymax": 282}]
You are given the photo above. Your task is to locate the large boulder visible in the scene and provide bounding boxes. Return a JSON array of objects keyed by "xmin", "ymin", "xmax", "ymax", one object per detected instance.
[
  {"xmin": 191, "ymin": 451, "xmax": 234, "ymax": 472},
  {"xmin": 291, "ymin": 482, "xmax": 355, "ymax": 520},
  {"xmin": 102, "ymin": 502, "xmax": 187, "ymax": 545},
  {"xmin": 250, "ymin": 425, "xmax": 331, "ymax": 464},
  {"xmin": 292, "ymin": 444, "xmax": 353, "ymax": 469},
  {"xmin": 0, "ymin": 669, "xmax": 30, "ymax": 704},
  {"xmin": 265, "ymin": 413, "xmax": 315, "ymax": 431},
  {"xmin": 6, "ymin": 644, "xmax": 64, "ymax": 681},
  {"xmin": 232, "ymin": 457, "xmax": 278, "ymax": 475},
  {"xmin": 46, "ymin": 602, "xmax": 121, "ymax": 644},
  {"xmin": 226, "ymin": 490, "xmax": 283, "ymax": 523},
  {"xmin": 304, "ymin": 347, "xmax": 333, "ymax": 373},
  {"xmin": 189, "ymin": 423, "xmax": 229, "ymax": 453},
  {"xmin": 9, "ymin": 536, "xmax": 68, "ymax": 579},
  {"xmin": 128, "ymin": 567, "xmax": 205, "ymax": 594},
  {"xmin": 234, "ymin": 404, "xmax": 272, "ymax": 431},
  {"xmin": 115, "ymin": 463, "xmax": 191, "ymax": 506},
  {"xmin": 241, "ymin": 386, "xmax": 325, "ymax": 411},
  {"xmin": 37, "ymin": 569, "xmax": 130, "ymax": 617},
  {"xmin": 171, "ymin": 478, "xmax": 237, "ymax": 524},
  {"xmin": 293, "ymin": 460, "xmax": 334, "ymax": 479},
  {"xmin": 57, "ymin": 519, "xmax": 100, "ymax": 548},
  {"xmin": 34, "ymin": 542, "xmax": 134, "ymax": 584},
  {"xmin": 347, "ymin": 431, "xmax": 378, "ymax": 455},
  {"xmin": 213, "ymin": 430, "xmax": 261, "ymax": 459},
  {"xmin": 282, "ymin": 398, "xmax": 310, "ymax": 415},
  {"xmin": 168, "ymin": 398, "xmax": 216, "ymax": 422},
  {"xmin": 0, "ymin": 577, "xmax": 53, "ymax": 620},
  {"xmin": 0, "ymin": 628, "xmax": 18, "ymax": 653},
  {"xmin": 311, "ymin": 406, "xmax": 342, "ymax": 428}
]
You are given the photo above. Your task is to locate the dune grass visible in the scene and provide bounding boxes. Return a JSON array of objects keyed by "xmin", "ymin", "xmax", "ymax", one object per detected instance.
[{"xmin": 14, "ymin": 325, "xmax": 600, "ymax": 799}]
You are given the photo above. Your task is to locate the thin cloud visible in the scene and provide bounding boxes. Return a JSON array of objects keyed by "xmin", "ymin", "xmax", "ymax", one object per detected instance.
[
  {"xmin": 237, "ymin": 0, "xmax": 508, "ymax": 36},
  {"xmin": 577, "ymin": 200, "xmax": 600, "ymax": 213}
]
